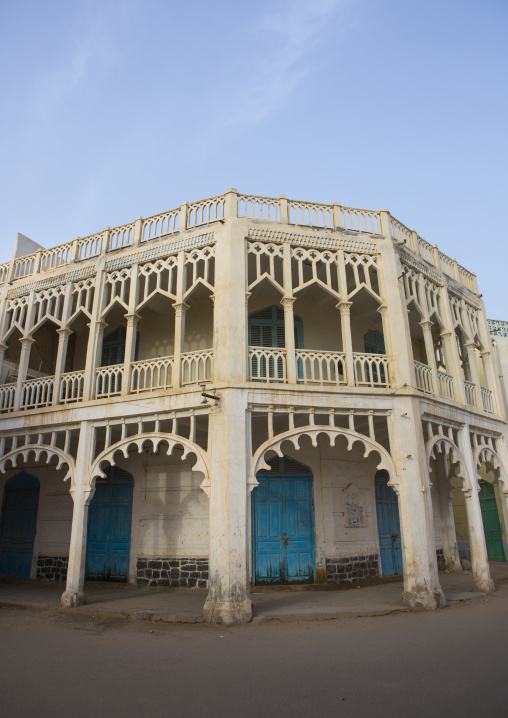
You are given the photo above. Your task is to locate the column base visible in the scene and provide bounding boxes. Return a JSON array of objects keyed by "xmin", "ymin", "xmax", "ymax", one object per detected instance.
[
  {"xmin": 203, "ymin": 596, "xmax": 253, "ymax": 625},
  {"xmin": 60, "ymin": 590, "xmax": 87, "ymax": 607},
  {"xmin": 402, "ymin": 588, "xmax": 446, "ymax": 611},
  {"xmin": 472, "ymin": 577, "xmax": 495, "ymax": 593}
]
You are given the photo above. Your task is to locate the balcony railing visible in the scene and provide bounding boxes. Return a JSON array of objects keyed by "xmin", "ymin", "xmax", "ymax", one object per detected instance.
[
  {"xmin": 480, "ymin": 386, "xmax": 494, "ymax": 413},
  {"xmin": 131, "ymin": 356, "xmax": 173, "ymax": 393},
  {"xmin": 0, "ymin": 383, "xmax": 15, "ymax": 413},
  {"xmin": 96, "ymin": 365, "xmax": 123, "ymax": 398},
  {"xmin": 414, "ymin": 361, "xmax": 434, "ymax": 394},
  {"xmin": 437, "ymin": 371, "xmax": 454, "ymax": 400},
  {"xmin": 60, "ymin": 371, "xmax": 85, "ymax": 404},
  {"xmin": 464, "ymin": 380, "xmax": 477, "ymax": 407},
  {"xmin": 249, "ymin": 347, "xmax": 287, "ymax": 383},
  {"xmin": 21, "ymin": 377, "xmax": 54, "ymax": 410},
  {"xmin": 353, "ymin": 353, "xmax": 389, "ymax": 388},
  {"xmin": 296, "ymin": 350, "xmax": 346, "ymax": 386},
  {"xmin": 181, "ymin": 349, "xmax": 213, "ymax": 386}
]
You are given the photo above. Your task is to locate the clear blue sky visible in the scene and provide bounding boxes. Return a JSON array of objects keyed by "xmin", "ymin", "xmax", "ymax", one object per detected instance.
[{"xmin": 1, "ymin": 0, "xmax": 506, "ymax": 317}]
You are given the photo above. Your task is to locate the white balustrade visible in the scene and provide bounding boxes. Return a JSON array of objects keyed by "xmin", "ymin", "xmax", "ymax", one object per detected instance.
[
  {"xmin": 131, "ymin": 356, "xmax": 174, "ymax": 392},
  {"xmin": 40, "ymin": 243, "xmax": 72, "ymax": 272},
  {"xmin": 142, "ymin": 211, "xmax": 179, "ymax": 242},
  {"xmin": 181, "ymin": 350, "xmax": 213, "ymax": 385},
  {"xmin": 21, "ymin": 376, "xmax": 54, "ymax": 409},
  {"xmin": 77, "ymin": 234, "xmax": 102, "ymax": 260},
  {"xmin": 187, "ymin": 196, "xmax": 225, "ymax": 228},
  {"xmin": 464, "ymin": 380, "xmax": 477, "ymax": 407},
  {"xmin": 238, "ymin": 195, "xmax": 280, "ymax": 221},
  {"xmin": 296, "ymin": 350, "xmax": 346, "ymax": 385},
  {"xmin": 96, "ymin": 364, "xmax": 123, "ymax": 398},
  {"xmin": 337, "ymin": 207, "xmax": 380, "ymax": 234},
  {"xmin": 0, "ymin": 384, "xmax": 15, "ymax": 412},
  {"xmin": 417, "ymin": 237, "xmax": 435, "ymax": 264},
  {"xmin": 438, "ymin": 252, "xmax": 456, "ymax": 279},
  {"xmin": 0, "ymin": 262, "xmax": 10, "ymax": 284},
  {"xmin": 480, "ymin": 386, "xmax": 494, "ymax": 413},
  {"xmin": 390, "ymin": 217, "xmax": 412, "ymax": 246},
  {"xmin": 109, "ymin": 224, "xmax": 134, "ymax": 251},
  {"xmin": 353, "ymin": 353, "xmax": 389, "ymax": 387},
  {"xmin": 288, "ymin": 201, "xmax": 332, "ymax": 228},
  {"xmin": 13, "ymin": 255, "xmax": 36, "ymax": 280},
  {"xmin": 414, "ymin": 361, "xmax": 434, "ymax": 394},
  {"xmin": 457, "ymin": 264, "xmax": 476, "ymax": 292},
  {"xmin": 59, "ymin": 371, "xmax": 85, "ymax": 404},
  {"xmin": 437, "ymin": 371, "xmax": 454, "ymax": 400},
  {"xmin": 249, "ymin": 347, "xmax": 287, "ymax": 383}
]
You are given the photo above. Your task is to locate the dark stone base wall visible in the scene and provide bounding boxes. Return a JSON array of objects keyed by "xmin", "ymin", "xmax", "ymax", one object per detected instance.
[
  {"xmin": 326, "ymin": 554, "xmax": 379, "ymax": 584},
  {"xmin": 137, "ymin": 558, "xmax": 208, "ymax": 588},
  {"xmin": 436, "ymin": 548, "xmax": 446, "ymax": 570},
  {"xmin": 36, "ymin": 556, "xmax": 68, "ymax": 581}
]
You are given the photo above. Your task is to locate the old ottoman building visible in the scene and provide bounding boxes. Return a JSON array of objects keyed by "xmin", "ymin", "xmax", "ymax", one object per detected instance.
[{"xmin": 0, "ymin": 189, "xmax": 507, "ymax": 625}]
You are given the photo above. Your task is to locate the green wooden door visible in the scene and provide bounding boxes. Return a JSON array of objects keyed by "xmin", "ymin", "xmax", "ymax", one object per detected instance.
[{"xmin": 479, "ymin": 481, "xmax": 506, "ymax": 561}]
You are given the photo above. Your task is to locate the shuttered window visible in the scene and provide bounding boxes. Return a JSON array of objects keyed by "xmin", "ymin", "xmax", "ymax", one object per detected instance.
[
  {"xmin": 249, "ymin": 305, "xmax": 303, "ymax": 348},
  {"xmin": 101, "ymin": 327, "xmax": 140, "ymax": 367}
]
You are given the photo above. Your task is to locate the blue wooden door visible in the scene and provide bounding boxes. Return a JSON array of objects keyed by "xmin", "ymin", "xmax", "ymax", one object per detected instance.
[
  {"xmin": 0, "ymin": 472, "xmax": 40, "ymax": 578},
  {"xmin": 375, "ymin": 472, "xmax": 403, "ymax": 576},
  {"xmin": 253, "ymin": 456, "xmax": 315, "ymax": 585},
  {"xmin": 86, "ymin": 467, "xmax": 133, "ymax": 581}
]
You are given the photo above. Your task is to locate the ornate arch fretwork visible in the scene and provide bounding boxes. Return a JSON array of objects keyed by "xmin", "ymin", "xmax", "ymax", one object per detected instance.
[
  {"xmin": 0, "ymin": 444, "xmax": 74, "ymax": 483},
  {"xmin": 426, "ymin": 434, "xmax": 470, "ymax": 493},
  {"xmin": 247, "ymin": 241, "xmax": 284, "ymax": 293},
  {"xmin": 474, "ymin": 444, "xmax": 507, "ymax": 493},
  {"xmin": 89, "ymin": 432, "xmax": 210, "ymax": 495},
  {"xmin": 250, "ymin": 426, "xmax": 398, "ymax": 494}
]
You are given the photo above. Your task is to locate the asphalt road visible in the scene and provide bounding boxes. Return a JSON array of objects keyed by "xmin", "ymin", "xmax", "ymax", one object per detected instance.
[{"xmin": 1, "ymin": 591, "xmax": 507, "ymax": 718}]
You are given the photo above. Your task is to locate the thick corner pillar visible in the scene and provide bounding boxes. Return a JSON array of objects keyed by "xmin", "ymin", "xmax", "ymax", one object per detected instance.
[
  {"xmin": 213, "ymin": 222, "xmax": 248, "ymax": 383},
  {"xmin": 388, "ymin": 401, "xmax": 446, "ymax": 610},
  {"xmin": 435, "ymin": 453, "xmax": 462, "ymax": 572},
  {"xmin": 61, "ymin": 421, "xmax": 94, "ymax": 607},
  {"xmin": 458, "ymin": 425, "xmax": 495, "ymax": 593},
  {"xmin": 375, "ymin": 224, "xmax": 416, "ymax": 388},
  {"xmin": 203, "ymin": 391, "xmax": 252, "ymax": 625}
]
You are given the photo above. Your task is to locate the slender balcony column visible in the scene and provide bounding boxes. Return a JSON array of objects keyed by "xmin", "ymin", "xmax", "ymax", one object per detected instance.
[
  {"xmin": 121, "ymin": 313, "xmax": 140, "ymax": 396},
  {"xmin": 441, "ymin": 330, "xmax": 466, "ymax": 403},
  {"xmin": 61, "ymin": 421, "xmax": 94, "ymax": 607},
  {"xmin": 458, "ymin": 425, "xmax": 495, "ymax": 593},
  {"xmin": 419, "ymin": 319, "xmax": 440, "ymax": 395},
  {"xmin": 465, "ymin": 340, "xmax": 482, "ymax": 408},
  {"xmin": 337, "ymin": 301, "xmax": 355, "ymax": 387},
  {"xmin": 281, "ymin": 296, "xmax": 297, "ymax": 384},
  {"xmin": 13, "ymin": 337, "xmax": 34, "ymax": 410},
  {"xmin": 172, "ymin": 302, "xmax": 189, "ymax": 388},
  {"xmin": 52, "ymin": 329, "xmax": 73, "ymax": 405},
  {"xmin": 378, "ymin": 303, "xmax": 394, "ymax": 385},
  {"xmin": 480, "ymin": 349, "xmax": 502, "ymax": 413},
  {"xmin": 83, "ymin": 319, "xmax": 107, "ymax": 401}
]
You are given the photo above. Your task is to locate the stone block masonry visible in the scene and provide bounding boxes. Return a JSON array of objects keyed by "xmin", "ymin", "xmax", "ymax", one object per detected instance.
[
  {"xmin": 36, "ymin": 556, "xmax": 69, "ymax": 581},
  {"xmin": 326, "ymin": 554, "xmax": 379, "ymax": 584},
  {"xmin": 136, "ymin": 558, "xmax": 209, "ymax": 588}
]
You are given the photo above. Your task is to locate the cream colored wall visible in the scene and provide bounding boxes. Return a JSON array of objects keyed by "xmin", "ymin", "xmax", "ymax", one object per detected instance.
[
  {"xmin": 137, "ymin": 305, "xmax": 174, "ymax": 359},
  {"xmin": 184, "ymin": 298, "xmax": 214, "ymax": 352},
  {"xmin": 430, "ymin": 483, "xmax": 443, "ymax": 548},
  {"xmin": 294, "ymin": 301, "xmax": 342, "ymax": 351}
]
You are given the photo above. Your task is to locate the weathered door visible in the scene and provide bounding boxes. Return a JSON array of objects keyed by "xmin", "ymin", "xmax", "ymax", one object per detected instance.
[
  {"xmin": 479, "ymin": 481, "xmax": 506, "ymax": 561},
  {"xmin": 0, "ymin": 472, "xmax": 40, "ymax": 578},
  {"xmin": 253, "ymin": 456, "xmax": 315, "ymax": 585},
  {"xmin": 375, "ymin": 472, "xmax": 403, "ymax": 576},
  {"xmin": 85, "ymin": 467, "xmax": 133, "ymax": 581}
]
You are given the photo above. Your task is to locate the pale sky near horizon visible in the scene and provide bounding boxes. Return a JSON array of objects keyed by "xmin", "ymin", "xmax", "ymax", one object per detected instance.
[{"xmin": 1, "ymin": 0, "xmax": 506, "ymax": 317}]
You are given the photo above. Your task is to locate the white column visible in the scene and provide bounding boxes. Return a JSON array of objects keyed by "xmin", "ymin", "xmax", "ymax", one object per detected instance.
[
  {"xmin": 82, "ymin": 265, "xmax": 106, "ymax": 401},
  {"xmin": 61, "ymin": 421, "xmax": 94, "ymax": 607},
  {"xmin": 458, "ymin": 425, "xmax": 495, "ymax": 593},
  {"xmin": 202, "ymin": 391, "xmax": 252, "ymax": 625},
  {"xmin": 172, "ymin": 302, "xmax": 188, "ymax": 388},
  {"xmin": 281, "ymin": 297, "xmax": 297, "ymax": 384},
  {"xmin": 13, "ymin": 337, "xmax": 34, "ymax": 410},
  {"xmin": 436, "ymin": 453, "xmax": 462, "ymax": 572},
  {"xmin": 388, "ymin": 400, "xmax": 445, "ymax": 610},
  {"xmin": 440, "ymin": 287, "xmax": 467, "ymax": 403},
  {"xmin": 52, "ymin": 329, "xmax": 73, "ymax": 405},
  {"xmin": 338, "ymin": 301, "xmax": 355, "ymax": 387},
  {"xmin": 420, "ymin": 319, "xmax": 440, "ymax": 395},
  {"xmin": 121, "ymin": 262, "xmax": 140, "ymax": 395},
  {"xmin": 465, "ymin": 341, "xmax": 481, "ymax": 408}
]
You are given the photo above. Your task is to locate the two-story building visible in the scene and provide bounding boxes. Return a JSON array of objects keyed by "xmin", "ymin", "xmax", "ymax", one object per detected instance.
[{"xmin": 0, "ymin": 189, "xmax": 507, "ymax": 625}]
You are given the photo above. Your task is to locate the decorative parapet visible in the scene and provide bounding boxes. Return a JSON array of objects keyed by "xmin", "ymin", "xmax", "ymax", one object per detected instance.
[{"xmin": 488, "ymin": 319, "xmax": 508, "ymax": 337}]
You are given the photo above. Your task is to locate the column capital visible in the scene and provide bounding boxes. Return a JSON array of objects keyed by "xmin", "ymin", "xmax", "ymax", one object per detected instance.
[
  {"xmin": 124, "ymin": 312, "xmax": 140, "ymax": 326},
  {"xmin": 280, "ymin": 296, "xmax": 296, "ymax": 308},
  {"xmin": 480, "ymin": 349, "xmax": 491, "ymax": 359},
  {"xmin": 336, "ymin": 300, "xmax": 352, "ymax": 314},
  {"xmin": 57, "ymin": 328, "xmax": 73, "ymax": 340},
  {"xmin": 172, "ymin": 301, "xmax": 189, "ymax": 314},
  {"xmin": 377, "ymin": 303, "xmax": 389, "ymax": 317},
  {"xmin": 419, "ymin": 319, "xmax": 434, "ymax": 330},
  {"xmin": 20, "ymin": 336, "xmax": 35, "ymax": 348},
  {"xmin": 244, "ymin": 292, "xmax": 251, "ymax": 305}
]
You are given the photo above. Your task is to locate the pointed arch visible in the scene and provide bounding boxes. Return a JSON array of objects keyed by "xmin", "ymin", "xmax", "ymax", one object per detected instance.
[
  {"xmin": 474, "ymin": 444, "xmax": 507, "ymax": 492},
  {"xmin": 0, "ymin": 445, "xmax": 74, "ymax": 483},
  {"xmin": 250, "ymin": 426, "xmax": 398, "ymax": 493},
  {"xmin": 426, "ymin": 435, "xmax": 470, "ymax": 492},
  {"xmin": 89, "ymin": 432, "xmax": 210, "ymax": 494}
]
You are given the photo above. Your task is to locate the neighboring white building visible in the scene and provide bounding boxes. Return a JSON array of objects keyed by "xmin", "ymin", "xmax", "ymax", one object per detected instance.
[{"xmin": 0, "ymin": 189, "xmax": 506, "ymax": 625}]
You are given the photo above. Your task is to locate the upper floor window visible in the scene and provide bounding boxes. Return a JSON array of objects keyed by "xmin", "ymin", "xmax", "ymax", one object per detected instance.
[
  {"xmin": 364, "ymin": 330, "xmax": 385, "ymax": 355},
  {"xmin": 249, "ymin": 305, "xmax": 303, "ymax": 348},
  {"xmin": 101, "ymin": 327, "xmax": 139, "ymax": 366}
]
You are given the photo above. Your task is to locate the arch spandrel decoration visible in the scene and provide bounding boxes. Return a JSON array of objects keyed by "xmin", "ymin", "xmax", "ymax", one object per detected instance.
[
  {"xmin": 249, "ymin": 426, "xmax": 399, "ymax": 494},
  {"xmin": 89, "ymin": 432, "xmax": 211, "ymax": 496},
  {"xmin": 473, "ymin": 444, "xmax": 507, "ymax": 495},
  {"xmin": 0, "ymin": 445, "xmax": 74, "ymax": 483},
  {"xmin": 426, "ymin": 434, "xmax": 473, "ymax": 495}
]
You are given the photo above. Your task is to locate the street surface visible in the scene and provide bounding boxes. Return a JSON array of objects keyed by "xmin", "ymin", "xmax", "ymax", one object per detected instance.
[{"xmin": 1, "ymin": 590, "xmax": 507, "ymax": 718}]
